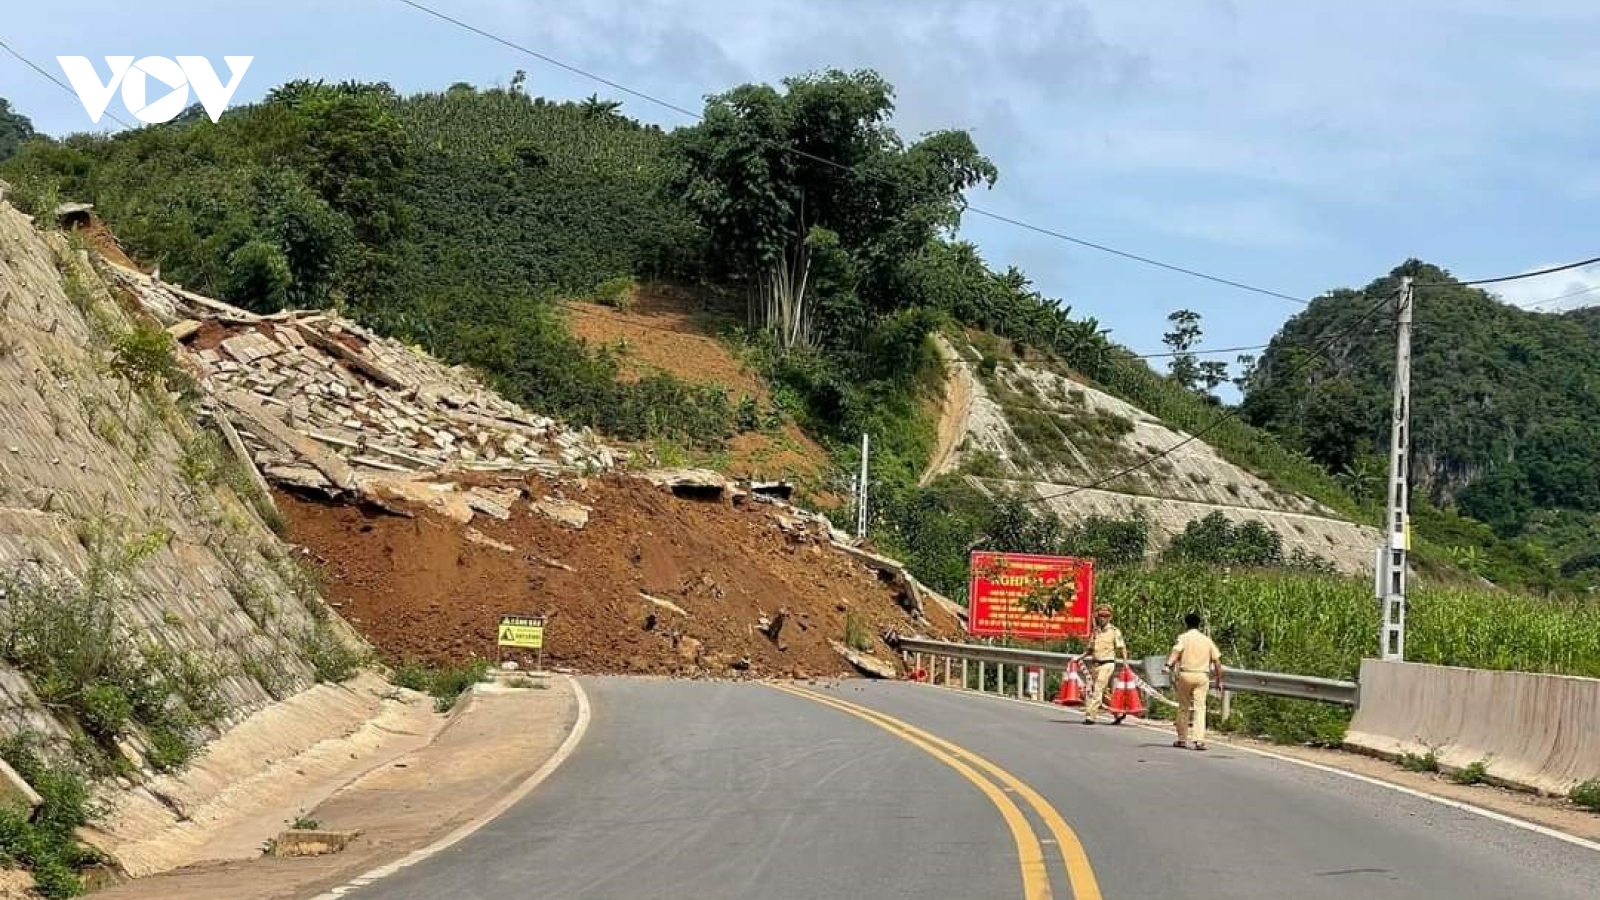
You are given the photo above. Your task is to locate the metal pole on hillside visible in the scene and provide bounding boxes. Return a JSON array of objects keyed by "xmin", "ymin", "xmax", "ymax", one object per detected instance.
[
  {"xmin": 856, "ymin": 433, "xmax": 870, "ymax": 539},
  {"xmin": 1380, "ymin": 276, "xmax": 1414, "ymax": 661}
]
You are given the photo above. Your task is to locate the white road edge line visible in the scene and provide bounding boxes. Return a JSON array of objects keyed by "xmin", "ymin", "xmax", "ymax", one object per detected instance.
[
  {"xmin": 909, "ymin": 681, "xmax": 1600, "ymax": 855},
  {"xmin": 305, "ymin": 674, "xmax": 594, "ymax": 899}
]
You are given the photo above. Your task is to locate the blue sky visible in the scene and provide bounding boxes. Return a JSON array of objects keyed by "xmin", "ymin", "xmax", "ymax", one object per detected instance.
[{"xmin": 4, "ymin": 0, "xmax": 1599, "ymax": 375}]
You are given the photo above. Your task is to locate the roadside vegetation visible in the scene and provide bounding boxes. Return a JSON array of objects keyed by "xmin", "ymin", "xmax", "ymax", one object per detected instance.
[{"xmin": 390, "ymin": 659, "xmax": 492, "ymax": 712}]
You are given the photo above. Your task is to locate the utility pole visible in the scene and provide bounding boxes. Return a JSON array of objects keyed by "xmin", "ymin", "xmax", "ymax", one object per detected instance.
[
  {"xmin": 1380, "ymin": 276, "xmax": 1414, "ymax": 661},
  {"xmin": 856, "ymin": 432, "xmax": 870, "ymax": 539}
]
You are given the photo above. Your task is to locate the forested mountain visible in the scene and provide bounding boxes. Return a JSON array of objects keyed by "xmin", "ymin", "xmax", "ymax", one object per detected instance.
[{"xmin": 1242, "ymin": 260, "xmax": 1600, "ymax": 588}]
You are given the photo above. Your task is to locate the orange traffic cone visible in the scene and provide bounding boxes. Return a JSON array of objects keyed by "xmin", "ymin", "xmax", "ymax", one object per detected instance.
[
  {"xmin": 1107, "ymin": 664, "xmax": 1145, "ymax": 719},
  {"xmin": 1053, "ymin": 659, "xmax": 1084, "ymax": 706}
]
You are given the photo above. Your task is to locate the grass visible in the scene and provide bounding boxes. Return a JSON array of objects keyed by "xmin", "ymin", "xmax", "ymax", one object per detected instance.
[
  {"xmin": 843, "ymin": 611, "xmax": 872, "ymax": 653},
  {"xmin": 290, "ymin": 814, "xmax": 320, "ymax": 831},
  {"xmin": 300, "ymin": 621, "xmax": 368, "ymax": 684},
  {"xmin": 1400, "ymin": 750, "xmax": 1440, "ymax": 773},
  {"xmin": 1451, "ymin": 758, "xmax": 1491, "ymax": 786},
  {"xmin": 1570, "ymin": 779, "xmax": 1600, "ymax": 812},
  {"xmin": 390, "ymin": 659, "xmax": 492, "ymax": 712}
]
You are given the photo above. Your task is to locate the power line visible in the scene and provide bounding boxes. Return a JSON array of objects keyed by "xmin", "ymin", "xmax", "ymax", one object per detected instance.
[
  {"xmin": 1514, "ymin": 282, "xmax": 1600, "ymax": 310},
  {"xmin": 1416, "ymin": 255, "xmax": 1600, "ymax": 288},
  {"xmin": 1020, "ymin": 291, "xmax": 1396, "ymax": 506},
  {"xmin": 0, "ymin": 35, "xmax": 136, "ymax": 130},
  {"xmin": 390, "ymin": 0, "xmax": 1311, "ymax": 308}
]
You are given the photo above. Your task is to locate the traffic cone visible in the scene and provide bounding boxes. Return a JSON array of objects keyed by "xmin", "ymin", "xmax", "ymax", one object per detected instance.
[
  {"xmin": 1107, "ymin": 664, "xmax": 1145, "ymax": 718},
  {"xmin": 1053, "ymin": 659, "xmax": 1084, "ymax": 706}
]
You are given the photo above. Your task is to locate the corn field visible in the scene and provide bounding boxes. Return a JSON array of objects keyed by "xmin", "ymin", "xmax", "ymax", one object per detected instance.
[
  {"xmin": 1073, "ymin": 565, "xmax": 1600, "ymax": 745},
  {"xmin": 1095, "ymin": 564, "xmax": 1600, "ymax": 681}
]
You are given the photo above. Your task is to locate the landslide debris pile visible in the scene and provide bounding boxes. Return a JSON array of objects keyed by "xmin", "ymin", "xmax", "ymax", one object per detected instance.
[
  {"xmin": 103, "ymin": 264, "xmax": 616, "ymax": 501},
  {"xmin": 100, "ymin": 231, "xmax": 957, "ymax": 679},
  {"xmin": 280, "ymin": 469, "xmax": 963, "ymax": 679}
]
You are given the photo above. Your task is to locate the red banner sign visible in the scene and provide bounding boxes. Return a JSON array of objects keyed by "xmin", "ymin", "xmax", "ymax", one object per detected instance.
[{"xmin": 967, "ymin": 551, "xmax": 1095, "ymax": 640}]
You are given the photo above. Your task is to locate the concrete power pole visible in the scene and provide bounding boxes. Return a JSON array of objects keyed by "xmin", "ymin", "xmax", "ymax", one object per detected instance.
[
  {"xmin": 1380, "ymin": 276, "xmax": 1414, "ymax": 661},
  {"xmin": 856, "ymin": 432, "xmax": 870, "ymax": 539}
]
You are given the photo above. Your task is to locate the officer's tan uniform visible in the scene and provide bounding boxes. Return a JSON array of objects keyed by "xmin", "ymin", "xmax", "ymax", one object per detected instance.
[
  {"xmin": 1082, "ymin": 622, "xmax": 1127, "ymax": 721},
  {"xmin": 1170, "ymin": 628, "xmax": 1221, "ymax": 745}
]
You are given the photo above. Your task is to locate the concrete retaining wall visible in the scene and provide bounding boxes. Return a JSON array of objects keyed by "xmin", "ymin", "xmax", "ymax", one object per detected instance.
[{"xmin": 1345, "ymin": 659, "xmax": 1600, "ymax": 795}]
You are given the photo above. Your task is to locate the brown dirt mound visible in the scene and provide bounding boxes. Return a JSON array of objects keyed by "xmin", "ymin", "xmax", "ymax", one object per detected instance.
[
  {"xmin": 277, "ymin": 473, "xmax": 957, "ymax": 679},
  {"xmin": 560, "ymin": 287, "xmax": 832, "ymax": 490}
]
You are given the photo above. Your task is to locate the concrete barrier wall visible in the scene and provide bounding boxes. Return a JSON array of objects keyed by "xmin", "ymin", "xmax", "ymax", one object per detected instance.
[{"xmin": 1345, "ymin": 659, "xmax": 1600, "ymax": 795}]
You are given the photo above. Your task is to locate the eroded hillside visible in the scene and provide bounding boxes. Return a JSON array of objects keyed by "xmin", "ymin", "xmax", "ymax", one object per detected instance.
[{"xmin": 926, "ymin": 334, "xmax": 1384, "ymax": 575}]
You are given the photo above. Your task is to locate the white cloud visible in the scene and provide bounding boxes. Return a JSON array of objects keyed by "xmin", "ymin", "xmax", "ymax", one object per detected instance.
[{"xmin": 1486, "ymin": 264, "xmax": 1600, "ymax": 311}]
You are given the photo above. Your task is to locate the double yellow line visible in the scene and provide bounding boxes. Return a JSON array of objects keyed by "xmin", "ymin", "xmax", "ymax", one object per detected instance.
[{"xmin": 767, "ymin": 682, "xmax": 1102, "ymax": 900}]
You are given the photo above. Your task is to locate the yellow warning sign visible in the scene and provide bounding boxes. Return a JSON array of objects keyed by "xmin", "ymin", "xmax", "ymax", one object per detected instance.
[{"xmin": 497, "ymin": 615, "xmax": 545, "ymax": 649}]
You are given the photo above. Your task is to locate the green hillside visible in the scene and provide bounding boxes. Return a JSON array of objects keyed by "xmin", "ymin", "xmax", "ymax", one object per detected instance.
[{"xmin": 1242, "ymin": 260, "xmax": 1600, "ymax": 591}]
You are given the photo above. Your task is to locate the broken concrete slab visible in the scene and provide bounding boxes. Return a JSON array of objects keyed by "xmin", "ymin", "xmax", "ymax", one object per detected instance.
[
  {"xmin": 531, "ymin": 496, "xmax": 590, "ymax": 529},
  {"xmin": 830, "ymin": 640, "xmax": 898, "ymax": 679},
  {"xmin": 642, "ymin": 468, "xmax": 730, "ymax": 501},
  {"xmin": 166, "ymin": 319, "xmax": 202, "ymax": 342},
  {"xmin": 640, "ymin": 592, "xmax": 689, "ymax": 618},
  {"xmin": 465, "ymin": 488, "xmax": 516, "ymax": 521},
  {"xmin": 262, "ymin": 463, "xmax": 335, "ymax": 494},
  {"xmin": 268, "ymin": 828, "xmax": 361, "ymax": 858},
  {"xmin": 220, "ymin": 331, "xmax": 283, "ymax": 364},
  {"xmin": 358, "ymin": 474, "xmax": 474, "ymax": 525},
  {"xmin": 465, "ymin": 528, "xmax": 516, "ymax": 553},
  {"xmin": 217, "ymin": 389, "xmax": 359, "ymax": 493},
  {"xmin": 831, "ymin": 541, "xmax": 926, "ymax": 621}
]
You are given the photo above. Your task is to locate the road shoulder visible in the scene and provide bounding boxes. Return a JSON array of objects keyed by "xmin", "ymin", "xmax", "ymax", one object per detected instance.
[
  {"xmin": 1132, "ymin": 713, "xmax": 1600, "ymax": 845},
  {"xmin": 90, "ymin": 674, "xmax": 585, "ymax": 900}
]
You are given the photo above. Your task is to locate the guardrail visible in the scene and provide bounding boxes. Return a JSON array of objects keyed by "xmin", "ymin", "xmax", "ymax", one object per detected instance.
[{"xmin": 892, "ymin": 637, "xmax": 1359, "ymax": 707}]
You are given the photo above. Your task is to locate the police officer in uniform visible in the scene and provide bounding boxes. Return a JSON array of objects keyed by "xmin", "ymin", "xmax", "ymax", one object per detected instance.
[
  {"xmin": 1081, "ymin": 604, "xmax": 1130, "ymax": 724},
  {"xmin": 1165, "ymin": 611, "xmax": 1223, "ymax": 750}
]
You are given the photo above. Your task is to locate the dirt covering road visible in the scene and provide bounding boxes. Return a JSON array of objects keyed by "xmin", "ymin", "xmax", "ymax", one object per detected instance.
[{"xmin": 278, "ymin": 473, "xmax": 959, "ymax": 678}]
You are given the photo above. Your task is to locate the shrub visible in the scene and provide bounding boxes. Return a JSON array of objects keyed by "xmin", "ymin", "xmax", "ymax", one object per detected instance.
[
  {"xmin": 300, "ymin": 621, "xmax": 367, "ymax": 684},
  {"xmin": 1570, "ymin": 779, "xmax": 1600, "ymax": 812},
  {"xmin": 388, "ymin": 659, "xmax": 490, "ymax": 712},
  {"xmin": 0, "ymin": 735, "xmax": 99, "ymax": 898},
  {"xmin": 590, "ymin": 274, "xmax": 637, "ymax": 310}
]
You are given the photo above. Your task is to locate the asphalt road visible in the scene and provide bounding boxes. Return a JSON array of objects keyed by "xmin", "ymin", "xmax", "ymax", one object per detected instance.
[{"xmin": 348, "ymin": 678, "xmax": 1600, "ymax": 900}]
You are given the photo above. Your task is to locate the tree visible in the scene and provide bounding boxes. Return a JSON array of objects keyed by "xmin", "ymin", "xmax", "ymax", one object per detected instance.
[
  {"xmin": 1199, "ymin": 360, "xmax": 1230, "ymax": 396},
  {"xmin": 1232, "ymin": 353, "xmax": 1257, "ymax": 395},
  {"xmin": 1163, "ymin": 309, "xmax": 1202, "ymax": 391},
  {"xmin": 663, "ymin": 68, "xmax": 996, "ymax": 352},
  {"xmin": 0, "ymin": 97, "xmax": 35, "ymax": 163},
  {"xmin": 1337, "ymin": 455, "xmax": 1384, "ymax": 507},
  {"xmin": 580, "ymin": 93, "xmax": 622, "ymax": 118}
]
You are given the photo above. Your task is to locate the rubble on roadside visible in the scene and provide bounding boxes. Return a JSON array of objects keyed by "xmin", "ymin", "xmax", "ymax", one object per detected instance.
[{"xmin": 105, "ymin": 265, "xmax": 617, "ymax": 512}]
